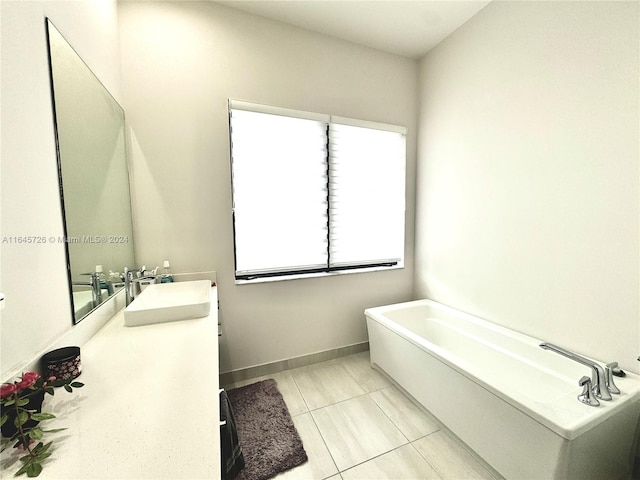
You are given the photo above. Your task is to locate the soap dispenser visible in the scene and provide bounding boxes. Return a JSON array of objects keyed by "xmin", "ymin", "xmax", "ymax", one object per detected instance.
[
  {"xmin": 160, "ymin": 260, "xmax": 174, "ymax": 283},
  {"xmin": 96, "ymin": 265, "xmax": 114, "ymax": 295}
]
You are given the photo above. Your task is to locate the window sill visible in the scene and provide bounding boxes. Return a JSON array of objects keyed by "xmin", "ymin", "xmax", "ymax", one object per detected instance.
[{"xmin": 234, "ymin": 263, "xmax": 404, "ymax": 285}]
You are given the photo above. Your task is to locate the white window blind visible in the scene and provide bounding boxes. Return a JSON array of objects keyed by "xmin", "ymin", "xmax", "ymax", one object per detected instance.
[
  {"xmin": 329, "ymin": 121, "xmax": 406, "ymax": 267},
  {"xmin": 230, "ymin": 108, "xmax": 329, "ymax": 276},
  {"xmin": 229, "ymin": 100, "xmax": 406, "ymax": 280}
]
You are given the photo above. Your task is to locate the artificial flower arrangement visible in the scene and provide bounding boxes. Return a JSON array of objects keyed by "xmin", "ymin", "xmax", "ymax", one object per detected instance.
[{"xmin": 1, "ymin": 371, "xmax": 83, "ymax": 477}]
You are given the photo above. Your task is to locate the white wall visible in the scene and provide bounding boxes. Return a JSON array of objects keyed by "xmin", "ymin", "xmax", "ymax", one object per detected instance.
[
  {"xmin": 8, "ymin": 0, "xmax": 633, "ymax": 384},
  {"xmin": 415, "ymin": 1, "xmax": 639, "ymax": 372},
  {"xmin": 117, "ymin": 1, "xmax": 417, "ymax": 374},
  {"xmin": 0, "ymin": 0, "xmax": 122, "ymax": 379}
]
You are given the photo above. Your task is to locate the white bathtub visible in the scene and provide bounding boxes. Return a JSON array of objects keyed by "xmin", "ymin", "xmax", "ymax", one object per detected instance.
[{"xmin": 365, "ymin": 299, "xmax": 640, "ymax": 480}]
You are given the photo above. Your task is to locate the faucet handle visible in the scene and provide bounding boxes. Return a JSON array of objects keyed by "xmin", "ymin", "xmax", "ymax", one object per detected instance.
[
  {"xmin": 578, "ymin": 376, "xmax": 600, "ymax": 407},
  {"xmin": 605, "ymin": 362, "xmax": 621, "ymax": 394}
]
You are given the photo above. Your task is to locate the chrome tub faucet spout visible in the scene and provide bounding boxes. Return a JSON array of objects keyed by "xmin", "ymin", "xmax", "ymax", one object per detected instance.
[{"xmin": 539, "ymin": 342, "xmax": 612, "ymax": 401}]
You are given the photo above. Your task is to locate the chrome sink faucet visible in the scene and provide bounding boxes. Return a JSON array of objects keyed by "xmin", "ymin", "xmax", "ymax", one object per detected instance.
[
  {"xmin": 124, "ymin": 266, "xmax": 150, "ymax": 305},
  {"xmin": 539, "ymin": 342, "xmax": 613, "ymax": 401},
  {"xmin": 124, "ymin": 267, "xmax": 137, "ymax": 305},
  {"xmin": 73, "ymin": 272, "xmax": 102, "ymax": 307}
]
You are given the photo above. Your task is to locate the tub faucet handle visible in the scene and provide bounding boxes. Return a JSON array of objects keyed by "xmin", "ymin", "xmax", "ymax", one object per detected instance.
[
  {"xmin": 604, "ymin": 362, "xmax": 621, "ymax": 394},
  {"xmin": 578, "ymin": 376, "xmax": 600, "ymax": 407}
]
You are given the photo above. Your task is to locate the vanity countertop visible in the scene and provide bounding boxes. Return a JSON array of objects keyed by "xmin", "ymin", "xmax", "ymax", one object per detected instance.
[{"xmin": 1, "ymin": 288, "xmax": 220, "ymax": 479}]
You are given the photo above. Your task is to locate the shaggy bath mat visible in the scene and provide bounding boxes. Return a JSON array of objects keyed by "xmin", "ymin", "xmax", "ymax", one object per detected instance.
[{"xmin": 228, "ymin": 379, "xmax": 308, "ymax": 480}]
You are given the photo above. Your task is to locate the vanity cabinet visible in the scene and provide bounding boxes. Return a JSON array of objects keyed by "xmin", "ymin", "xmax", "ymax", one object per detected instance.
[{"xmin": 0, "ymin": 288, "xmax": 221, "ymax": 479}]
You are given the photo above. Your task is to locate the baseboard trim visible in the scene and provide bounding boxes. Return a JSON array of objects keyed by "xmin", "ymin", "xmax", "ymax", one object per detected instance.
[{"xmin": 219, "ymin": 341, "xmax": 369, "ymax": 387}]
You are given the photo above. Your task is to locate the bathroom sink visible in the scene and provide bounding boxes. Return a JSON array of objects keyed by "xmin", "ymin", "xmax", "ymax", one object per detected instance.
[
  {"xmin": 73, "ymin": 288, "xmax": 109, "ymax": 318},
  {"xmin": 124, "ymin": 280, "xmax": 211, "ymax": 327},
  {"xmin": 72, "ymin": 290, "xmax": 94, "ymax": 318}
]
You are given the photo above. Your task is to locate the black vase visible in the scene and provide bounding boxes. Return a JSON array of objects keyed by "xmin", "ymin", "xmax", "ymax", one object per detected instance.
[
  {"xmin": 1, "ymin": 389, "xmax": 45, "ymax": 439},
  {"xmin": 40, "ymin": 346, "xmax": 81, "ymax": 386}
]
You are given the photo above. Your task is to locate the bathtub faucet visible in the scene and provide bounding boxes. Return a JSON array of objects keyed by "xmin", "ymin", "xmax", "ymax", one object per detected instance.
[{"xmin": 539, "ymin": 342, "xmax": 612, "ymax": 401}]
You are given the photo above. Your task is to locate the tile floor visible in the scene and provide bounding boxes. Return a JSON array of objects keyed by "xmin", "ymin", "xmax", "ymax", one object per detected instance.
[{"xmin": 222, "ymin": 351, "xmax": 503, "ymax": 480}]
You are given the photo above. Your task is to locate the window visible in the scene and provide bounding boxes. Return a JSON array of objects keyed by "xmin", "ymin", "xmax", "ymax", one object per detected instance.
[{"xmin": 228, "ymin": 100, "xmax": 406, "ymax": 281}]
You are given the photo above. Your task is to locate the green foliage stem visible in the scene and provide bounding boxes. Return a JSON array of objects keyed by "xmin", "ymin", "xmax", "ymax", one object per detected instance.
[{"xmin": 1, "ymin": 375, "xmax": 83, "ymax": 477}]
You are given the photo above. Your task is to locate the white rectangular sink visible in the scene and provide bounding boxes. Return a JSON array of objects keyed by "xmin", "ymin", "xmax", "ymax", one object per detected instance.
[{"xmin": 124, "ymin": 280, "xmax": 211, "ymax": 327}]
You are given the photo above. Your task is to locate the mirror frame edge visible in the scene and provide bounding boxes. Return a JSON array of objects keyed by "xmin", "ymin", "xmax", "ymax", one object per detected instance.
[
  {"xmin": 45, "ymin": 17, "xmax": 136, "ymax": 325},
  {"xmin": 45, "ymin": 17, "xmax": 76, "ymax": 325}
]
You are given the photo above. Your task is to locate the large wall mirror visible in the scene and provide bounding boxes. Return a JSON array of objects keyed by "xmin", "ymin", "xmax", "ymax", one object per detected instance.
[{"xmin": 46, "ymin": 19, "xmax": 135, "ymax": 324}]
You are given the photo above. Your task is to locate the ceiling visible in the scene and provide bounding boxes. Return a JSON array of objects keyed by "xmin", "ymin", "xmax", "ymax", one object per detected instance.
[{"xmin": 216, "ymin": 1, "xmax": 492, "ymax": 59}]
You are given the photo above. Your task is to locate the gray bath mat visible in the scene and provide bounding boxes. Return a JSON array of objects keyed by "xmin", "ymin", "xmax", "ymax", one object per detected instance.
[{"xmin": 228, "ymin": 379, "xmax": 308, "ymax": 480}]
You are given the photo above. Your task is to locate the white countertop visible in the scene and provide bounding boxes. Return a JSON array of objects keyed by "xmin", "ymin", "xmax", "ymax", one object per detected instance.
[{"xmin": 1, "ymin": 288, "xmax": 221, "ymax": 479}]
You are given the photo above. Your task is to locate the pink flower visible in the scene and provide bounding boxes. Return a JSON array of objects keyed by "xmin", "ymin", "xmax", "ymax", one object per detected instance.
[
  {"xmin": 23, "ymin": 372, "xmax": 39, "ymax": 381},
  {"xmin": 0, "ymin": 383, "xmax": 17, "ymax": 399},
  {"xmin": 43, "ymin": 375, "xmax": 56, "ymax": 388},
  {"xmin": 15, "ymin": 371, "xmax": 40, "ymax": 390}
]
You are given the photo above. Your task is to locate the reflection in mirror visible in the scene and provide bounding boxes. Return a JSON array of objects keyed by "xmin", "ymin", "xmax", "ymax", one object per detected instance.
[{"xmin": 46, "ymin": 19, "xmax": 135, "ymax": 324}]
